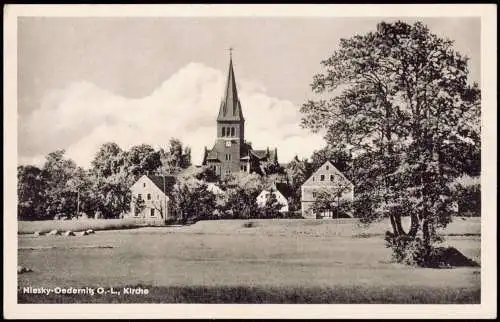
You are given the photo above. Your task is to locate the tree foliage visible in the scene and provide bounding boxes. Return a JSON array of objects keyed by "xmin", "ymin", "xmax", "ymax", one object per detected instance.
[
  {"xmin": 170, "ymin": 176, "xmax": 216, "ymax": 223},
  {"xmin": 18, "ymin": 138, "xmax": 196, "ymax": 221},
  {"xmin": 300, "ymin": 21, "xmax": 480, "ymax": 265},
  {"xmin": 17, "ymin": 165, "xmax": 47, "ymax": 220},
  {"xmin": 158, "ymin": 138, "xmax": 191, "ymax": 175}
]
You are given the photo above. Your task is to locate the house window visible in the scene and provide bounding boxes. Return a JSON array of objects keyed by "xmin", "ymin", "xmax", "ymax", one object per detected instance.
[
  {"xmin": 312, "ymin": 177, "xmax": 315, "ymax": 182},
  {"xmin": 326, "ymin": 165, "xmax": 329, "ymax": 170},
  {"xmin": 320, "ymin": 175, "xmax": 325, "ymax": 181},
  {"xmin": 157, "ymin": 194, "xmax": 160, "ymax": 199},
  {"xmin": 231, "ymin": 127, "xmax": 235, "ymax": 137},
  {"xmin": 226, "ymin": 154, "xmax": 231, "ymax": 161},
  {"xmin": 147, "ymin": 193, "xmax": 151, "ymax": 200},
  {"xmin": 143, "ymin": 183, "xmax": 146, "ymax": 188},
  {"xmin": 312, "ymin": 192, "xmax": 317, "ymax": 198},
  {"xmin": 138, "ymin": 193, "xmax": 142, "ymax": 200},
  {"xmin": 241, "ymin": 165, "xmax": 247, "ymax": 171},
  {"xmin": 150, "ymin": 208, "xmax": 155, "ymax": 217},
  {"xmin": 330, "ymin": 175, "xmax": 334, "ymax": 181},
  {"xmin": 222, "ymin": 127, "xmax": 226, "ymax": 137}
]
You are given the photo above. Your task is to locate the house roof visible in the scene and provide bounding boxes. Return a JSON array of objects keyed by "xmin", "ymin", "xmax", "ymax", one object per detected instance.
[
  {"xmin": 204, "ymin": 141, "xmax": 278, "ymax": 164},
  {"xmin": 263, "ymin": 182, "xmax": 293, "ymax": 199},
  {"xmin": 302, "ymin": 160, "xmax": 353, "ymax": 187},
  {"xmin": 145, "ymin": 175, "xmax": 176, "ymax": 194}
]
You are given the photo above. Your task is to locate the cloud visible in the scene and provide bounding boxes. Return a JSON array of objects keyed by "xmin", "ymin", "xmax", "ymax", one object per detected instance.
[{"xmin": 18, "ymin": 62, "xmax": 325, "ymax": 168}]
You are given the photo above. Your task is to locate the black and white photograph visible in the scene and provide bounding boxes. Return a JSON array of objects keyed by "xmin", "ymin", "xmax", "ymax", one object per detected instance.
[{"xmin": 3, "ymin": 4, "xmax": 497, "ymax": 319}]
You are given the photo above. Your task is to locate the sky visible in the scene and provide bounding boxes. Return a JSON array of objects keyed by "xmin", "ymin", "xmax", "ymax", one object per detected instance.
[{"xmin": 17, "ymin": 16, "xmax": 481, "ymax": 168}]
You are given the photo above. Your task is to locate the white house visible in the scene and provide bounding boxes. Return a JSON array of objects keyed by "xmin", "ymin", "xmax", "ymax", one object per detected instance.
[
  {"xmin": 301, "ymin": 161, "xmax": 354, "ymax": 219},
  {"xmin": 127, "ymin": 175, "xmax": 176, "ymax": 222},
  {"xmin": 257, "ymin": 182, "xmax": 293, "ymax": 213}
]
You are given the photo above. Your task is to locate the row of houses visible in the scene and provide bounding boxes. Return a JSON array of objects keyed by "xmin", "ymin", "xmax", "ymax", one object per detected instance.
[{"xmin": 127, "ymin": 160, "xmax": 354, "ymax": 221}]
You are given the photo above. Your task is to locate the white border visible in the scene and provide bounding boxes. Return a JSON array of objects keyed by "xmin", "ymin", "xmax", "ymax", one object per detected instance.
[{"xmin": 3, "ymin": 4, "xmax": 497, "ymax": 319}]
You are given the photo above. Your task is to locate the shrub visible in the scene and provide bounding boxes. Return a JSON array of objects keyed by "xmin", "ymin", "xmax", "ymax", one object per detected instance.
[
  {"xmin": 242, "ymin": 221, "xmax": 258, "ymax": 228},
  {"xmin": 384, "ymin": 232, "xmax": 428, "ymax": 267}
]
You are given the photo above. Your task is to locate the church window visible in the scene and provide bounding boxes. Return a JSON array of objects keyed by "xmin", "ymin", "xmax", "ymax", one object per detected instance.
[
  {"xmin": 147, "ymin": 193, "xmax": 151, "ymax": 200},
  {"xmin": 150, "ymin": 209, "xmax": 155, "ymax": 217},
  {"xmin": 320, "ymin": 175, "xmax": 325, "ymax": 181},
  {"xmin": 222, "ymin": 127, "xmax": 226, "ymax": 137},
  {"xmin": 231, "ymin": 127, "xmax": 235, "ymax": 137}
]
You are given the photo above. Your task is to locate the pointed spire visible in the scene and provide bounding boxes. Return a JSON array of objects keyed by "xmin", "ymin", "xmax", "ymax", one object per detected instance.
[{"xmin": 217, "ymin": 51, "xmax": 244, "ymax": 121}]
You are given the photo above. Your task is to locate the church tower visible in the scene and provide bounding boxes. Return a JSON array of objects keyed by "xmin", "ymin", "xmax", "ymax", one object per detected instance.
[
  {"xmin": 202, "ymin": 51, "xmax": 278, "ymax": 180},
  {"xmin": 217, "ymin": 53, "xmax": 245, "ymax": 146},
  {"xmin": 212, "ymin": 53, "xmax": 244, "ymax": 177}
]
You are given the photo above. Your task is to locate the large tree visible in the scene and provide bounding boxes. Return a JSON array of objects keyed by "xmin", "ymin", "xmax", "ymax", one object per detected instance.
[
  {"xmin": 300, "ymin": 21, "xmax": 480, "ymax": 265},
  {"xmin": 158, "ymin": 138, "xmax": 192, "ymax": 175},
  {"xmin": 89, "ymin": 143, "xmax": 134, "ymax": 218},
  {"xmin": 91, "ymin": 142, "xmax": 126, "ymax": 178},
  {"xmin": 126, "ymin": 144, "xmax": 162, "ymax": 178},
  {"xmin": 17, "ymin": 165, "xmax": 47, "ymax": 220},
  {"xmin": 41, "ymin": 150, "xmax": 81, "ymax": 219},
  {"xmin": 170, "ymin": 176, "xmax": 216, "ymax": 223}
]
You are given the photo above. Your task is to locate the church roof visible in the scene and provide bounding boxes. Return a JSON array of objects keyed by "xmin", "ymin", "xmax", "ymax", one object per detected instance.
[
  {"xmin": 251, "ymin": 149, "xmax": 268, "ymax": 159},
  {"xmin": 217, "ymin": 56, "xmax": 244, "ymax": 122}
]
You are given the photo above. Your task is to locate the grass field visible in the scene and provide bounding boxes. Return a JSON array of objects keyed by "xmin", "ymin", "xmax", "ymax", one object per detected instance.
[
  {"xmin": 17, "ymin": 217, "xmax": 481, "ymax": 304},
  {"xmin": 18, "ymin": 218, "xmax": 150, "ymax": 234}
]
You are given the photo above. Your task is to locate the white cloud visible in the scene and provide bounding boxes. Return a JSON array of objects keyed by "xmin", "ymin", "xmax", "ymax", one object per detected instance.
[{"xmin": 19, "ymin": 62, "xmax": 325, "ymax": 168}]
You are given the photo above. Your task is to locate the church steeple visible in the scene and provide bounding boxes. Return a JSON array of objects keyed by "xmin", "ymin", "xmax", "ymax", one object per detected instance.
[{"xmin": 217, "ymin": 52, "xmax": 244, "ymax": 121}]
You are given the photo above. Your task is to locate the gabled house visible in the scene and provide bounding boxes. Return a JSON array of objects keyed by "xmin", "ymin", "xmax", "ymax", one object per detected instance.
[
  {"xmin": 128, "ymin": 175, "xmax": 176, "ymax": 222},
  {"xmin": 301, "ymin": 161, "xmax": 354, "ymax": 219},
  {"xmin": 257, "ymin": 182, "xmax": 293, "ymax": 213}
]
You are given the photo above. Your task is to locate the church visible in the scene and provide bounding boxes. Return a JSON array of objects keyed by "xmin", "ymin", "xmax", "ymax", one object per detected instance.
[{"xmin": 202, "ymin": 53, "xmax": 278, "ymax": 179}]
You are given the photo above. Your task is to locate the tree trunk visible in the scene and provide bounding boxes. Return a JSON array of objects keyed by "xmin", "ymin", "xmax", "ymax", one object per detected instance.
[
  {"xmin": 422, "ymin": 218, "xmax": 431, "ymax": 247},
  {"xmin": 389, "ymin": 214, "xmax": 398, "ymax": 235},
  {"xmin": 408, "ymin": 213, "xmax": 420, "ymax": 237},
  {"xmin": 394, "ymin": 214, "xmax": 406, "ymax": 235}
]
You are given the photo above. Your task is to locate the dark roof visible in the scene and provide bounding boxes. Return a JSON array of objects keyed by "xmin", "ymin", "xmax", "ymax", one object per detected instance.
[
  {"xmin": 146, "ymin": 175, "xmax": 176, "ymax": 194},
  {"xmin": 217, "ymin": 57, "xmax": 244, "ymax": 122},
  {"xmin": 251, "ymin": 149, "xmax": 268, "ymax": 159},
  {"xmin": 265, "ymin": 182, "xmax": 293, "ymax": 199},
  {"xmin": 203, "ymin": 141, "xmax": 278, "ymax": 165}
]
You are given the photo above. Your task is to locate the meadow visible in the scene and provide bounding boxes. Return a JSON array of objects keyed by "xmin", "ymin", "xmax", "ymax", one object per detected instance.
[{"xmin": 17, "ymin": 217, "xmax": 481, "ymax": 303}]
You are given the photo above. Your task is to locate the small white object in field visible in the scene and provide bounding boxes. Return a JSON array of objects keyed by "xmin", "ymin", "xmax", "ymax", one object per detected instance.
[
  {"xmin": 86, "ymin": 229, "xmax": 95, "ymax": 234},
  {"xmin": 63, "ymin": 231, "xmax": 75, "ymax": 237},
  {"xmin": 33, "ymin": 231, "xmax": 42, "ymax": 237},
  {"xmin": 77, "ymin": 231, "xmax": 88, "ymax": 236},
  {"xmin": 17, "ymin": 265, "xmax": 33, "ymax": 274},
  {"xmin": 47, "ymin": 229, "xmax": 59, "ymax": 236}
]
